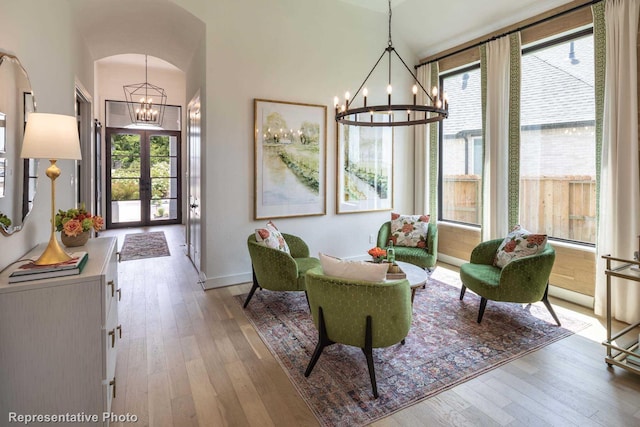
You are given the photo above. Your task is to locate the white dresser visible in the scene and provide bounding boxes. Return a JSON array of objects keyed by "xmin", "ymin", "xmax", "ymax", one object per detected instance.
[{"xmin": 0, "ymin": 237, "xmax": 120, "ymax": 425}]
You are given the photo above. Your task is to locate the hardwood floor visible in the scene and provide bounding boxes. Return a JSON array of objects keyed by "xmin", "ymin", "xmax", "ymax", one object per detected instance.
[{"xmin": 102, "ymin": 225, "xmax": 640, "ymax": 426}]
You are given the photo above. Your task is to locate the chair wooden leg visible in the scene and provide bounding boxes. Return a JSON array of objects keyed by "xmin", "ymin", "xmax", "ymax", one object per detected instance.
[
  {"xmin": 304, "ymin": 291, "xmax": 310, "ymax": 310},
  {"xmin": 477, "ymin": 297, "xmax": 487, "ymax": 323},
  {"xmin": 542, "ymin": 283, "xmax": 561, "ymax": 326},
  {"xmin": 243, "ymin": 269, "xmax": 261, "ymax": 308},
  {"xmin": 460, "ymin": 285, "xmax": 467, "ymax": 300},
  {"xmin": 305, "ymin": 306, "xmax": 333, "ymax": 377},
  {"xmin": 362, "ymin": 315, "xmax": 378, "ymax": 398}
]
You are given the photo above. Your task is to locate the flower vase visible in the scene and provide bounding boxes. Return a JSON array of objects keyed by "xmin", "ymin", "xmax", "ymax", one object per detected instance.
[{"xmin": 61, "ymin": 230, "xmax": 90, "ymax": 248}]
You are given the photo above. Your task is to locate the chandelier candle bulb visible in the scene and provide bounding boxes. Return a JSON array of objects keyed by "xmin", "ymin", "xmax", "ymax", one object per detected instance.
[
  {"xmin": 432, "ymin": 86, "xmax": 438, "ymax": 97},
  {"xmin": 363, "ymin": 88, "xmax": 368, "ymax": 107},
  {"xmin": 412, "ymin": 85, "xmax": 418, "ymax": 104}
]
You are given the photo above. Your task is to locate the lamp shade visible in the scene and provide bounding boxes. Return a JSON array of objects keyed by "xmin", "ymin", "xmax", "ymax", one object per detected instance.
[{"xmin": 21, "ymin": 113, "xmax": 82, "ymax": 160}]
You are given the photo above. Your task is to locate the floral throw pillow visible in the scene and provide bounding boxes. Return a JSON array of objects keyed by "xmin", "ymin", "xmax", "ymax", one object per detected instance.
[
  {"xmin": 390, "ymin": 212, "xmax": 430, "ymax": 248},
  {"xmin": 493, "ymin": 225, "xmax": 547, "ymax": 268},
  {"xmin": 255, "ymin": 221, "xmax": 290, "ymax": 253}
]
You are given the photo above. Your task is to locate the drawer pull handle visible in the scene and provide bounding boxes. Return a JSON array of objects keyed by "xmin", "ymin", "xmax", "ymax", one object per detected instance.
[
  {"xmin": 107, "ymin": 281, "xmax": 115, "ymax": 297},
  {"xmin": 116, "ymin": 251, "xmax": 122, "ymax": 263},
  {"xmin": 117, "ymin": 324, "xmax": 122, "ymax": 339},
  {"xmin": 117, "ymin": 288, "xmax": 122, "ymax": 301},
  {"xmin": 109, "ymin": 378, "xmax": 116, "ymax": 399},
  {"xmin": 108, "ymin": 329, "xmax": 116, "ymax": 348}
]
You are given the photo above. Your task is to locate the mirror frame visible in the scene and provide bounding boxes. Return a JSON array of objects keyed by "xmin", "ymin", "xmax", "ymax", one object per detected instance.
[{"xmin": 0, "ymin": 52, "xmax": 38, "ymax": 236}]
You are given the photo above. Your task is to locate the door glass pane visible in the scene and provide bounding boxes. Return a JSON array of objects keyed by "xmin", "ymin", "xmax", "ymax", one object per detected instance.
[
  {"xmin": 520, "ymin": 33, "xmax": 595, "ymax": 243},
  {"xmin": 150, "ymin": 198, "xmax": 178, "ymax": 221},
  {"xmin": 111, "ymin": 200, "xmax": 141, "ymax": 222},
  {"xmin": 440, "ymin": 67, "xmax": 482, "ymax": 225},
  {"xmin": 151, "ymin": 177, "xmax": 178, "ymax": 199},
  {"xmin": 110, "ymin": 133, "xmax": 141, "ymax": 225}
]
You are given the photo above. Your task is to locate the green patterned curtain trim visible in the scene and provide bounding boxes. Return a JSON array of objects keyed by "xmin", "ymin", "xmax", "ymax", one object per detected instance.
[
  {"xmin": 480, "ymin": 45, "xmax": 488, "ymax": 228},
  {"xmin": 429, "ymin": 63, "xmax": 439, "ymax": 222},
  {"xmin": 593, "ymin": 2, "xmax": 605, "ymax": 234},
  {"xmin": 508, "ymin": 33, "xmax": 521, "ymax": 229}
]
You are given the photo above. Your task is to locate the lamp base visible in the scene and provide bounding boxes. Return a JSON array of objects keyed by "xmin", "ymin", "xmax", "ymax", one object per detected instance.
[{"xmin": 33, "ymin": 231, "xmax": 72, "ymax": 265}]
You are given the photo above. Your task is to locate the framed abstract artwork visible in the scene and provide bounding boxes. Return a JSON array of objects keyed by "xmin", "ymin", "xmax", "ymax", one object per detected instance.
[
  {"xmin": 254, "ymin": 99, "xmax": 326, "ymax": 219},
  {"xmin": 337, "ymin": 117, "xmax": 393, "ymax": 213}
]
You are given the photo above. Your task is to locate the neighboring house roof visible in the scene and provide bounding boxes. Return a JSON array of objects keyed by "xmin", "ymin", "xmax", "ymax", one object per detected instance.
[{"xmin": 442, "ymin": 34, "xmax": 594, "ymax": 136}]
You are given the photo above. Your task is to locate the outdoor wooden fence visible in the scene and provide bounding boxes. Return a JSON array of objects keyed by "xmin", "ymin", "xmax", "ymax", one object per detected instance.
[{"xmin": 442, "ymin": 175, "xmax": 596, "ymax": 243}]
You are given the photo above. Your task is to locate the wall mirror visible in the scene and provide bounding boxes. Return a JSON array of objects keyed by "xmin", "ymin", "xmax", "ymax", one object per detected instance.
[{"xmin": 0, "ymin": 53, "xmax": 37, "ymax": 236}]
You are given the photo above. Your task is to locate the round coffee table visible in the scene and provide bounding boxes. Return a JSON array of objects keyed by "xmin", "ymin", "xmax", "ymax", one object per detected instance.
[{"xmin": 394, "ymin": 261, "xmax": 428, "ymax": 303}]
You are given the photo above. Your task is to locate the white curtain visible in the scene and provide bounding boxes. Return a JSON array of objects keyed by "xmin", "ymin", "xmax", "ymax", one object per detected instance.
[
  {"xmin": 482, "ymin": 36, "xmax": 511, "ymax": 241},
  {"xmin": 414, "ymin": 64, "xmax": 430, "ymax": 214},
  {"xmin": 595, "ymin": 0, "xmax": 640, "ymax": 323}
]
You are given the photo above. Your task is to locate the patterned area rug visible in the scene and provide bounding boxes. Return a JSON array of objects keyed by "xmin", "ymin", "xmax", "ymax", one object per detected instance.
[
  {"xmin": 119, "ymin": 231, "xmax": 171, "ymax": 261},
  {"xmin": 236, "ymin": 268, "xmax": 590, "ymax": 427}
]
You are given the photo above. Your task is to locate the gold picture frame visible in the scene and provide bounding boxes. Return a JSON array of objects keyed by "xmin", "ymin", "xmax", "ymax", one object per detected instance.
[{"xmin": 254, "ymin": 99, "xmax": 327, "ymax": 219}]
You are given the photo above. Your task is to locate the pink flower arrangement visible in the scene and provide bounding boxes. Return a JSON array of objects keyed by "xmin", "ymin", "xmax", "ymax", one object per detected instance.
[{"xmin": 55, "ymin": 205, "xmax": 104, "ymax": 237}]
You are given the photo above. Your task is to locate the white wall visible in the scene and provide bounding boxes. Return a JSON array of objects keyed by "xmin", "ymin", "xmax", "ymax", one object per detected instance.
[
  {"xmin": 186, "ymin": 0, "xmax": 416, "ymax": 287},
  {"xmin": 0, "ymin": 0, "xmax": 92, "ymax": 270},
  {"xmin": 0, "ymin": 0, "xmax": 418, "ymax": 287}
]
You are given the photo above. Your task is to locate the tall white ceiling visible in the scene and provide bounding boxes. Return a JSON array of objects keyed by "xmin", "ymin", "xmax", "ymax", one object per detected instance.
[
  {"xmin": 70, "ymin": 0, "xmax": 577, "ymax": 72},
  {"xmin": 337, "ymin": 0, "xmax": 576, "ymax": 59}
]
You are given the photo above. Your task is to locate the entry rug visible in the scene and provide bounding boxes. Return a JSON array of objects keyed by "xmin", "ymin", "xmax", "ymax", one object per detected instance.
[
  {"xmin": 236, "ymin": 272, "xmax": 590, "ymax": 427},
  {"xmin": 119, "ymin": 231, "xmax": 171, "ymax": 261}
]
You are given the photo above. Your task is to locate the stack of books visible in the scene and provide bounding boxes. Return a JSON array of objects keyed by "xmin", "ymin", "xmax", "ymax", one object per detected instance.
[{"xmin": 9, "ymin": 252, "xmax": 89, "ymax": 283}]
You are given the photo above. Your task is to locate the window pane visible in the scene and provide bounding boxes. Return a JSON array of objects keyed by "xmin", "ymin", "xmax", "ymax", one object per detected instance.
[
  {"xmin": 520, "ymin": 34, "xmax": 595, "ymax": 243},
  {"xmin": 440, "ymin": 67, "xmax": 482, "ymax": 225}
]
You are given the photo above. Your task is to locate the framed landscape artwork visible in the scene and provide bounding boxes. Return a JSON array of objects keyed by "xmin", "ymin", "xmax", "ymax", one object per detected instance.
[
  {"xmin": 337, "ymin": 117, "xmax": 393, "ymax": 213},
  {"xmin": 254, "ymin": 99, "xmax": 327, "ymax": 219}
]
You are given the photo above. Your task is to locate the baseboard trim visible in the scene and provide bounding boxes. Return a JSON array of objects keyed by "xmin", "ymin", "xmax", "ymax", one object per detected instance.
[
  {"xmin": 202, "ymin": 272, "xmax": 252, "ymax": 290},
  {"xmin": 548, "ymin": 285, "xmax": 594, "ymax": 309},
  {"xmin": 437, "ymin": 254, "xmax": 467, "ymax": 267}
]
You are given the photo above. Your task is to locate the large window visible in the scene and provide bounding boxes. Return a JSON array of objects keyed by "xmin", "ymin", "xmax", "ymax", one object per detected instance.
[
  {"xmin": 520, "ymin": 30, "xmax": 595, "ymax": 244},
  {"xmin": 440, "ymin": 66, "xmax": 482, "ymax": 225}
]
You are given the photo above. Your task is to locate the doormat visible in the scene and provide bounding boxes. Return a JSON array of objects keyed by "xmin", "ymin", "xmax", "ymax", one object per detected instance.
[
  {"xmin": 119, "ymin": 231, "xmax": 171, "ymax": 261},
  {"xmin": 235, "ymin": 270, "xmax": 590, "ymax": 427}
]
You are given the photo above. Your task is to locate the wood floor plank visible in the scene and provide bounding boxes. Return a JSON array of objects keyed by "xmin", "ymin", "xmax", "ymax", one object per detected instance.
[
  {"xmin": 100, "ymin": 225, "xmax": 640, "ymax": 427},
  {"xmin": 224, "ymin": 360, "xmax": 275, "ymax": 427},
  {"xmin": 452, "ymin": 382, "xmax": 515, "ymax": 425},
  {"xmin": 170, "ymin": 395, "xmax": 199, "ymax": 427},
  {"xmin": 185, "ymin": 358, "xmax": 225, "ymax": 427},
  {"xmin": 148, "ymin": 371, "xmax": 174, "ymax": 427}
]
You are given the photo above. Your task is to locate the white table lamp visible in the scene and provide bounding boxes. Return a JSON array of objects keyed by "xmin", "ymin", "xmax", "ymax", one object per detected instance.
[{"xmin": 21, "ymin": 113, "xmax": 82, "ymax": 265}]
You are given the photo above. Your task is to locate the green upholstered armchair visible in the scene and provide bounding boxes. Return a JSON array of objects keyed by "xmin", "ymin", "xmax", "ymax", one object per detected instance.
[
  {"xmin": 459, "ymin": 239, "xmax": 560, "ymax": 325},
  {"xmin": 377, "ymin": 221, "xmax": 438, "ymax": 270},
  {"xmin": 245, "ymin": 233, "xmax": 320, "ymax": 308},
  {"xmin": 304, "ymin": 267, "xmax": 412, "ymax": 398}
]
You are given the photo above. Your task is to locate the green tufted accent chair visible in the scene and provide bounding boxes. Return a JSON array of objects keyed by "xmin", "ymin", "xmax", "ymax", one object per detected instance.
[
  {"xmin": 304, "ymin": 266, "xmax": 412, "ymax": 398},
  {"xmin": 245, "ymin": 233, "xmax": 320, "ymax": 308},
  {"xmin": 459, "ymin": 239, "xmax": 560, "ymax": 325},
  {"xmin": 377, "ymin": 221, "xmax": 438, "ymax": 271}
]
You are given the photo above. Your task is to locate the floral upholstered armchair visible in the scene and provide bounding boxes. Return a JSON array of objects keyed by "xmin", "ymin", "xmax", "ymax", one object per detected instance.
[
  {"xmin": 459, "ymin": 237, "xmax": 559, "ymax": 325},
  {"xmin": 377, "ymin": 220, "xmax": 438, "ymax": 271}
]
